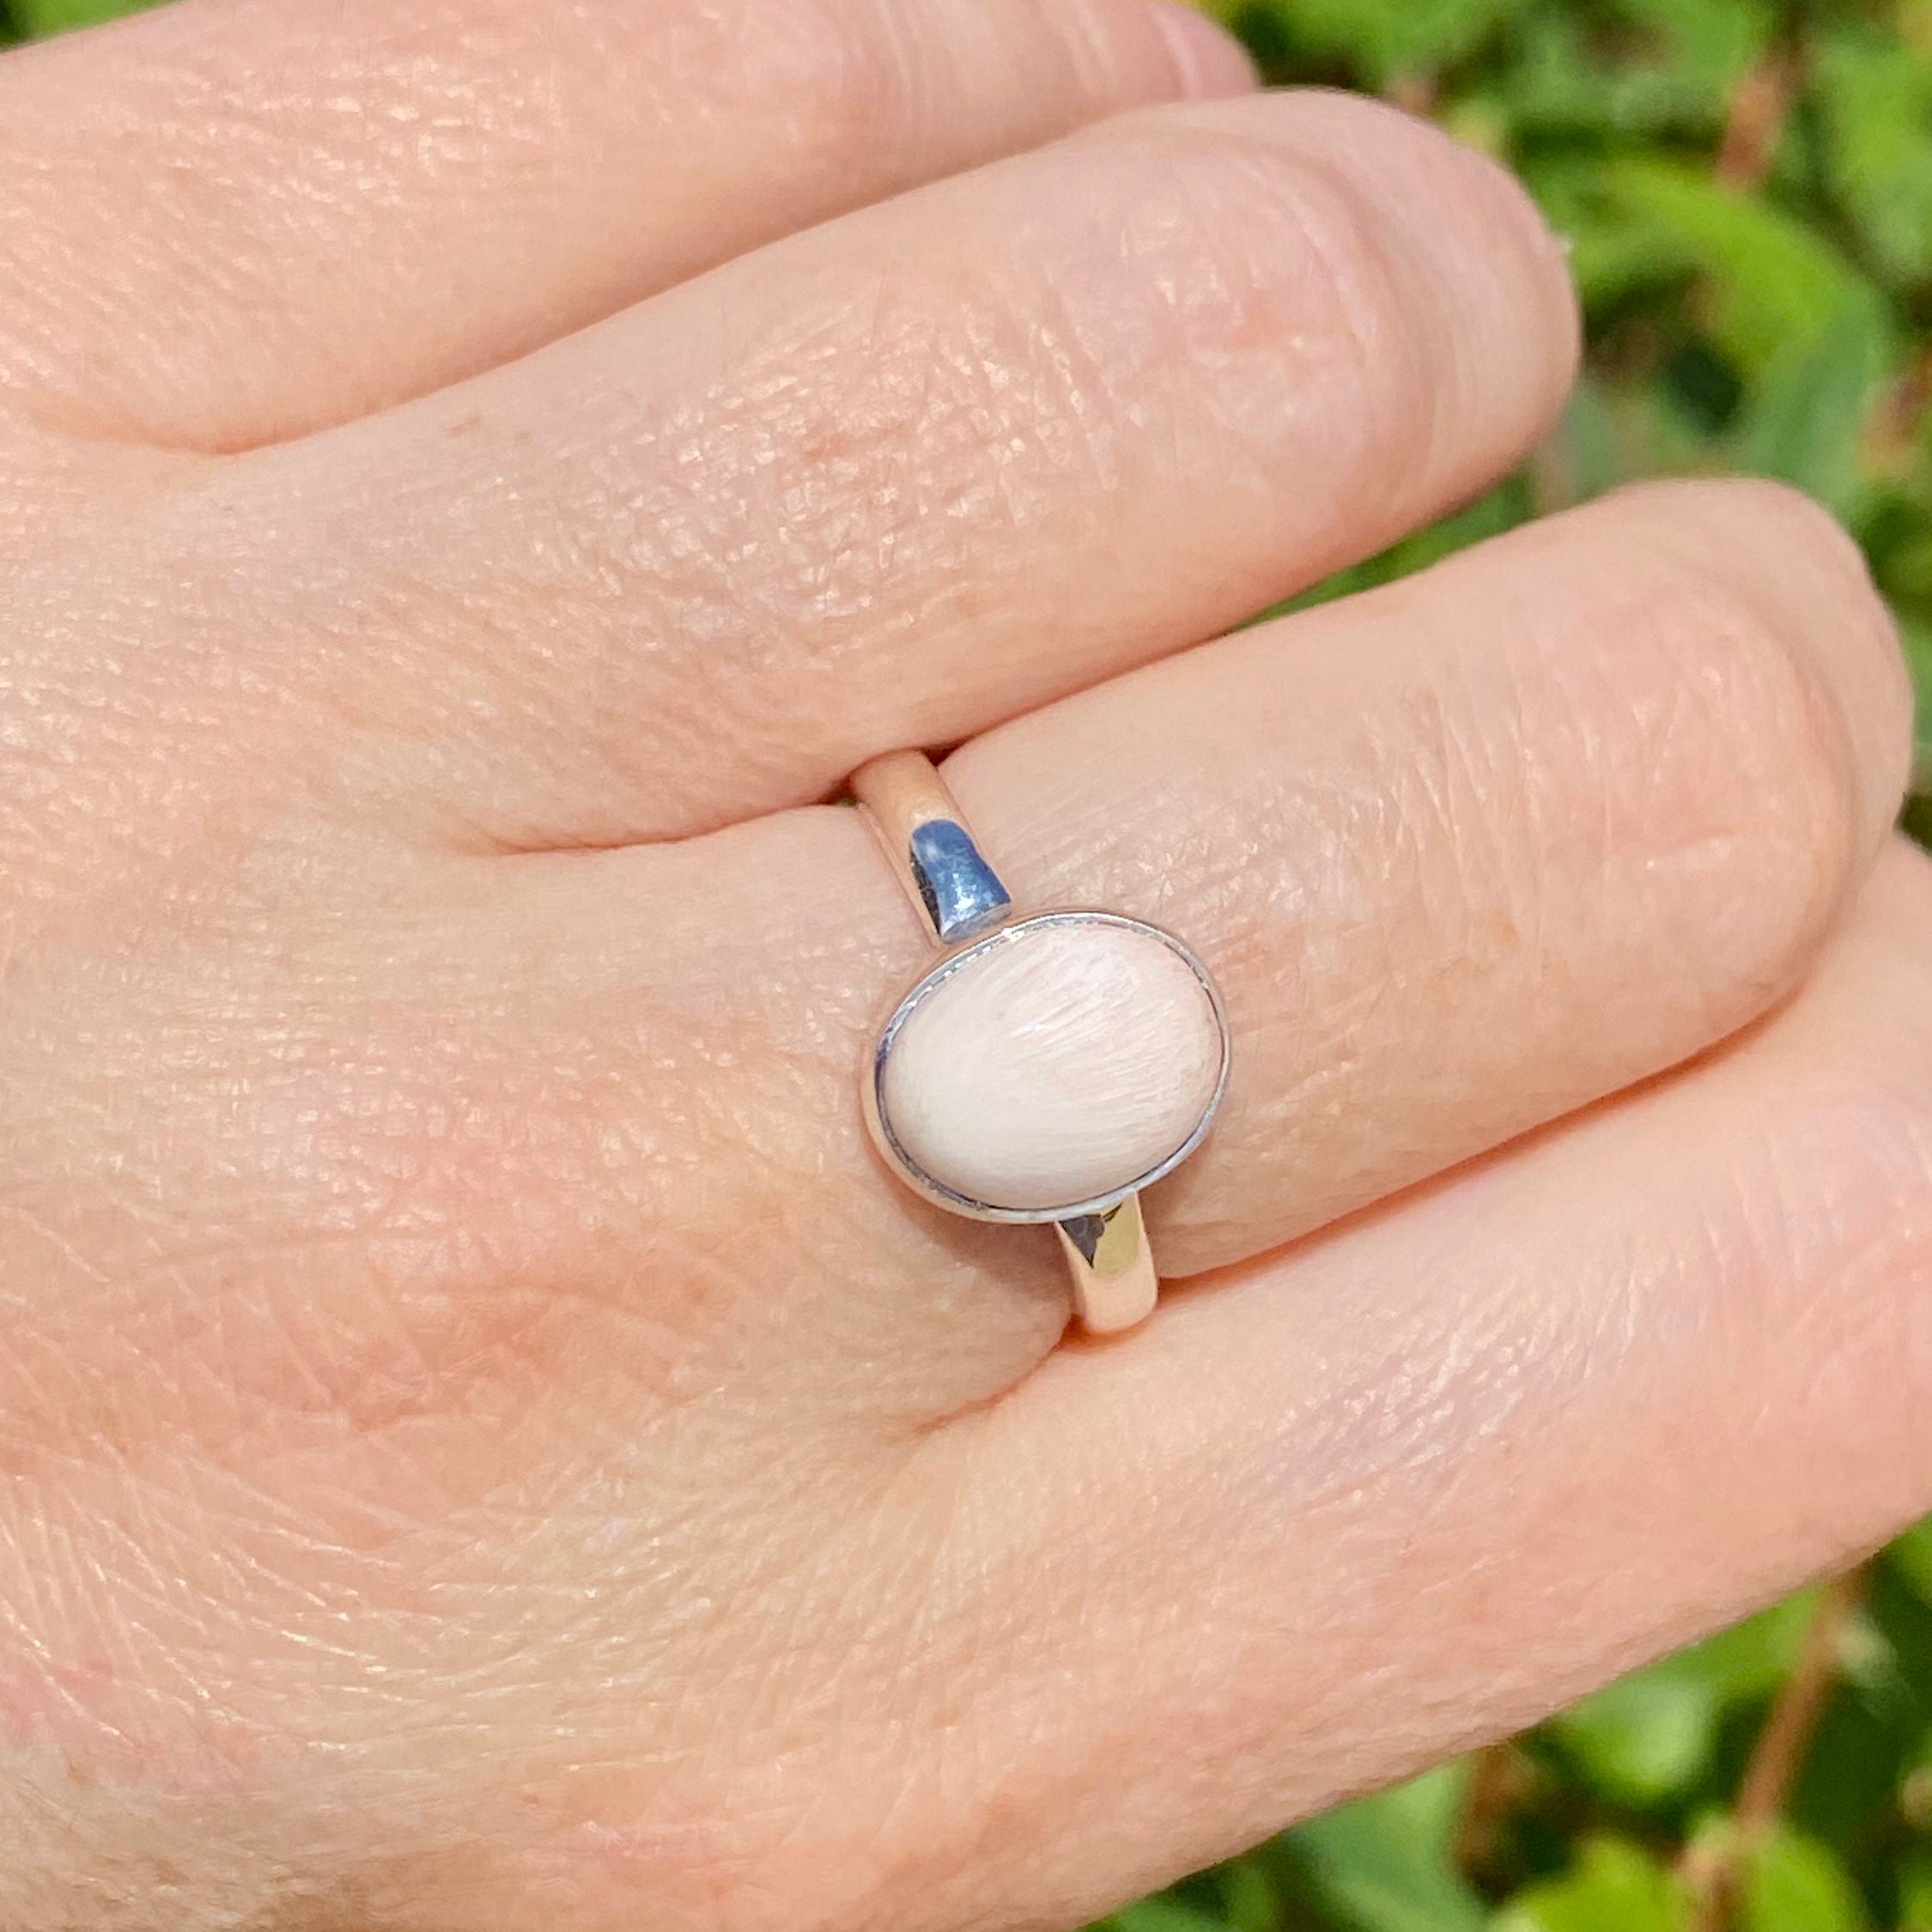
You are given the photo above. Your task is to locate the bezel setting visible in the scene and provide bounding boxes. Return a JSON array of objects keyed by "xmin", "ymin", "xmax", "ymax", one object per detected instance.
[{"xmin": 863, "ymin": 908, "xmax": 1232, "ymax": 1224}]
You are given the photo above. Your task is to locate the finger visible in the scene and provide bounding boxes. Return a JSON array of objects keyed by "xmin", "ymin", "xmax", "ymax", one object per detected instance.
[
  {"xmin": 913, "ymin": 835, "xmax": 1932, "ymax": 1931},
  {"xmin": 477, "ymin": 476, "xmax": 1907, "ymax": 1413},
  {"xmin": 0, "ymin": 0, "xmax": 1249, "ymax": 453},
  {"xmin": 237, "ymin": 88, "xmax": 1577, "ymax": 847},
  {"xmin": 943, "ymin": 476, "xmax": 1913, "ymax": 1276}
]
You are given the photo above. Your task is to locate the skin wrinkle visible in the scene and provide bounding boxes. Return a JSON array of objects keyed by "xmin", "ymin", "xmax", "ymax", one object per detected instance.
[
  {"xmin": 1533, "ymin": 594, "xmax": 1809, "ymax": 1023},
  {"xmin": 141, "ymin": 98, "xmax": 1571, "ymax": 853},
  {"xmin": 0, "ymin": 1503, "xmax": 263, "ymax": 1789},
  {"xmin": 1660, "ymin": 487, "xmax": 1909, "ymax": 847},
  {"xmin": 1388, "ymin": 683, "xmax": 1525, "ymax": 961},
  {"xmin": 1222, "ymin": 140, "xmax": 1421, "ymax": 534},
  {"xmin": 0, "ymin": 0, "xmax": 1190, "ymax": 451},
  {"xmin": 939, "ymin": 492, "xmax": 1872, "ymax": 1274},
  {"xmin": 11, "ymin": 1360, "xmax": 769, "ymax": 1793},
  {"xmin": 0, "ymin": 1011, "xmax": 746, "ymax": 1526},
  {"xmin": 0, "ymin": 602, "xmax": 378, "ymax": 961},
  {"xmin": 0, "ymin": 427, "xmax": 213, "ymax": 565},
  {"xmin": 0, "ymin": 479, "xmax": 1886, "ymax": 1553},
  {"xmin": 901, "ymin": 923, "xmax": 1932, "ymax": 1929},
  {"xmin": 0, "ymin": 20, "xmax": 1923, "ymax": 1923}
]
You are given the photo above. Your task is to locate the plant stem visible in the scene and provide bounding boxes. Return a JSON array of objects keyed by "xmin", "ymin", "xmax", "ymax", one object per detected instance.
[
  {"xmin": 1681, "ymin": 1566, "xmax": 1871, "ymax": 1932},
  {"xmin": 1716, "ymin": 42, "xmax": 1802, "ymax": 191}
]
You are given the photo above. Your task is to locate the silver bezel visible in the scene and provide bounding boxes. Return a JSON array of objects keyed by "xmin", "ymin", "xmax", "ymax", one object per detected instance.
[{"xmin": 862, "ymin": 908, "xmax": 1232, "ymax": 1224}]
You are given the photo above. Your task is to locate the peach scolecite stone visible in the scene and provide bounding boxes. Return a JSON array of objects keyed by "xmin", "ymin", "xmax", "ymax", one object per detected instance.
[{"xmin": 878, "ymin": 917, "xmax": 1224, "ymax": 1214}]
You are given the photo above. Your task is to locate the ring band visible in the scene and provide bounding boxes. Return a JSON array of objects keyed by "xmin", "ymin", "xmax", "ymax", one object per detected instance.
[{"xmin": 852, "ymin": 750, "xmax": 1231, "ymax": 1335}]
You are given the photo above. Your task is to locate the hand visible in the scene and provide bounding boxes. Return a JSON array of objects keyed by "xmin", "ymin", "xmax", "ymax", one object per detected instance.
[{"xmin": 0, "ymin": 3, "xmax": 1923, "ymax": 1928}]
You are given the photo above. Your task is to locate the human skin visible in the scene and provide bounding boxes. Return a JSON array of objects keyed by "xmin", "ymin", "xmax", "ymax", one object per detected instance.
[{"xmin": 0, "ymin": 0, "xmax": 1926, "ymax": 1926}]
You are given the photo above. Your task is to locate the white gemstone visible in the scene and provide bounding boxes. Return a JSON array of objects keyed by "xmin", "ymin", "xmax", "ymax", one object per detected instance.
[{"xmin": 879, "ymin": 917, "xmax": 1223, "ymax": 1214}]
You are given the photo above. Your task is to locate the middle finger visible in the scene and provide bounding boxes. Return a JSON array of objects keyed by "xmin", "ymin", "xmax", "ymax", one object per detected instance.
[{"xmin": 211, "ymin": 89, "xmax": 1577, "ymax": 849}]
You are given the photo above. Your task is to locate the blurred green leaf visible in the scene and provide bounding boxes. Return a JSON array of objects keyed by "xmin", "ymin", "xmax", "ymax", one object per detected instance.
[
  {"xmin": 1740, "ymin": 1826, "xmax": 1872, "ymax": 1932},
  {"xmin": 1815, "ymin": 27, "xmax": 1932, "ymax": 286},
  {"xmin": 1902, "ymin": 1722, "xmax": 1932, "ymax": 1834},
  {"xmin": 1497, "ymin": 1837, "xmax": 1691, "ymax": 1932},
  {"xmin": 1550, "ymin": 1672, "xmax": 1717, "ymax": 1808},
  {"xmin": 1269, "ymin": 1764, "xmax": 1488, "ymax": 1932},
  {"xmin": 11, "ymin": 0, "xmax": 151, "ymax": 28},
  {"xmin": 1210, "ymin": 0, "xmax": 1524, "ymax": 82},
  {"xmin": 1547, "ymin": 376, "xmax": 1630, "ymax": 504},
  {"xmin": 1606, "ymin": 0, "xmax": 1774, "ymax": 114},
  {"xmin": 1504, "ymin": 0, "xmax": 1768, "ymax": 138},
  {"xmin": 1507, "ymin": 15, "xmax": 1631, "ymax": 133},
  {"xmin": 1596, "ymin": 159, "xmax": 1887, "ymax": 375},
  {"xmin": 1786, "ymin": 1574, "xmax": 1932, "ymax": 1856},
  {"xmin": 1208, "ymin": 1859, "xmax": 1283, "ymax": 1932},
  {"xmin": 1901, "ymin": 1847, "xmax": 1932, "ymax": 1932},
  {"xmin": 1097, "ymin": 1899, "xmax": 1236, "ymax": 1932},
  {"xmin": 1897, "ymin": 1519, "xmax": 1932, "ymax": 1604},
  {"xmin": 1908, "ymin": 0, "xmax": 1932, "ymax": 63},
  {"xmin": 1734, "ymin": 301, "xmax": 1895, "ymax": 517},
  {"xmin": 1652, "ymin": 1594, "xmax": 1820, "ymax": 1705},
  {"xmin": 1905, "ymin": 622, "xmax": 1932, "ymax": 799},
  {"xmin": 1551, "ymin": 1595, "xmax": 1816, "ymax": 1807},
  {"xmin": 1890, "ymin": 524, "xmax": 1932, "ymax": 610}
]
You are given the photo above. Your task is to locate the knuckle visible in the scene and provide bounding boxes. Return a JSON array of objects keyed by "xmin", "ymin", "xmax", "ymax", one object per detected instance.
[
  {"xmin": 748, "ymin": 0, "xmax": 931, "ymax": 173},
  {"xmin": 1133, "ymin": 118, "xmax": 1402, "ymax": 341},
  {"xmin": 1681, "ymin": 593, "xmax": 1849, "ymax": 829},
  {"xmin": 1623, "ymin": 477, "xmax": 1879, "ymax": 627},
  {"xmin": 641, "ymin": 131, "xmax": 1420, "ymax": 731},
  {"xmin": 1110, "ymin": 88, "xmax": 1571, "ymax": 356},
  {"xmin": 1287, "ymin": 88, "xmax": 1564, "ymax": 260},
  {"xmin": 1617, "ymin": 477, "xmax": 1911, "ymax": 845},
  {"xmin": 1054, "ymin": 119, "xmax": 1431, "ymax": 483},
  {"xmin": 1357, "ymin": 496, "xmax": 1873, "ymax": 1030},
  {"xmin": 1606, "ymin": 519, "xmax": 1866, "ymax": 963},
  {"xmin": 749, "ymin": 0, "xmax": 1178, "ymax": 164}
]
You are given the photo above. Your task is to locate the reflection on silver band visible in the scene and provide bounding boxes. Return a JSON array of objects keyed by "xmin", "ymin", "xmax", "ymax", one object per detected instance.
[{"xmin": 906, "ymin": 818, "xmax": 1012, "ymax": 944}]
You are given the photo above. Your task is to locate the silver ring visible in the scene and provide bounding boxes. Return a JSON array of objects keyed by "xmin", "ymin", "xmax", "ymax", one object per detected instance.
[{"xmin": 851, "ymin": 750, "xmax": 1231, "ymax": 1334}]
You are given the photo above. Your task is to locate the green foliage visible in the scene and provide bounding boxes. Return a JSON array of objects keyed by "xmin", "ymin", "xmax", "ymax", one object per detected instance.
[
  {"xmin": 1220, "ymin": 0, "xmax": 1932, "ymax": 823},
  {"xmin": 1548, "ymin": 1594, "xmax": 1817, "ymax": 1807},
  {"xmin": 1151, "ymin": 0, "xmax": 1932, "ymax": 1921},
  {"xmin": 5, "ymin": 0, "xmax": 1932, "ymax": 1926},
  {"xmin": 1084, "ymin": 1541, "xmax": 1932, "ymax": 1930},
  {"xmin": 1740, "ymin": 1826, "xmax": 1873, "ymax": 1932},
  {"xmin": 1814, "ymin": 26, "xmax": 1932, "ymax": 285},
  {"xmin": 1108, "ymin": 1900, "xmax": 1242, "ymax": 1932},
  {"xmin": 1498, "ymin": 1837, "xmax": 1691, "ymax": 1932},
  {"xmin": 1898, "ymin": 1521, "xmax": 1932, "ymax": 1604},
  {"xmin": 1267, "ymin": 1765, "xmax": 1492, "ymax": 1932},
  {"xmin": 2, "ymin": 0, "xmax": 155, "ymax": 33}
]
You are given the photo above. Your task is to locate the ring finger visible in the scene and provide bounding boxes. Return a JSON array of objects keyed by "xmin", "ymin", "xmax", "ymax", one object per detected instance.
[{"xmin": 486, "ymin": 474, "xmax": 1911, "ymax": 1403}]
